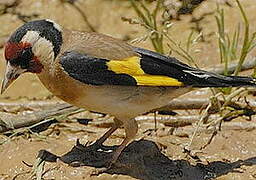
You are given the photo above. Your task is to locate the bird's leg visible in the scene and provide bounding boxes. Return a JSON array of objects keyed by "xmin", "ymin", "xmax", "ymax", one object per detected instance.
[
  {"xmin": 94, "ymin": 118, "xmax": 122, "ymax": 145},
  {"xmin": 91, "ymin": 118, "xmax": 138, "ymax": 175},
  {"xmin": 110, "ymin": 118, "xmax": 138, "ymax": 166},
  {"xmin": 76, "ymin": 118, "xmax": 122, "ymax": 153}
]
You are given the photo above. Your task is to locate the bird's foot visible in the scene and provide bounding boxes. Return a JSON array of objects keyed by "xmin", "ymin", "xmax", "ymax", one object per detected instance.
[
  {"xmin": 75, "ymin": 139, "xmax": 102, "ymax": 152},
  {"xmin": 60, "ymin": 139, "xmax": 108, "ymax": 167}
]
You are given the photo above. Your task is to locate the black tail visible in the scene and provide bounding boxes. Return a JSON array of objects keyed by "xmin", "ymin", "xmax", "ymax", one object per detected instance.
[
  {"xmin": 189, "ymin": 72, "xmax": 256, "ymax": 87},
  {"xmin": 134, "ymin": 47, "xmax": 256, "ymax": 88}
]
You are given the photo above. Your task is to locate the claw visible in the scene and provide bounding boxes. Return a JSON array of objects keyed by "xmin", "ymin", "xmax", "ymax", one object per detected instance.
[
  {"xmin": 76, "ymin": 139, "xmax": 91, "ymax": 146},
  {"xmin": 76, "ymin": 139, "xmax": 81, "ymax": 146}
]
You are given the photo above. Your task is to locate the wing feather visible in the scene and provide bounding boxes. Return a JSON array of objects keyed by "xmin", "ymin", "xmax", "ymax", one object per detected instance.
[
  {"xmin": 59, "ymin": 48, "xmax": 256, "ymax": 87},
  {"xmin": 59, "ymin": 50, "xmax": 184, "ymax": 86}
]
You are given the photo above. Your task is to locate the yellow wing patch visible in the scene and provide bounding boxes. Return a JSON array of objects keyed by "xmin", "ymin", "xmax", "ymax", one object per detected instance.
[
  {"xmin": 134, "ymin": 75, "xmax": 183, "ymax": 86},
  {"xmin": 107, "ymin": 56, "xmax": 144, "ymax": 75},
  {"xmin": 107, "ymin": 56, "xmax": 184, "ymax": 86}
]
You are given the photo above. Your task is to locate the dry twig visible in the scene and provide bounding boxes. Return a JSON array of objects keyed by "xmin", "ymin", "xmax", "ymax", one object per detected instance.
[{"xmin": 0, "ymin": 103, "xmax": 82, "ymax": 133}]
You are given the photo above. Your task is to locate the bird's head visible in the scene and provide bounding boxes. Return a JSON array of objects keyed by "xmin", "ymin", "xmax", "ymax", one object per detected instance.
[{"xmin": 1, "ymin": 19, "xmax": 63, "ymax": 94}]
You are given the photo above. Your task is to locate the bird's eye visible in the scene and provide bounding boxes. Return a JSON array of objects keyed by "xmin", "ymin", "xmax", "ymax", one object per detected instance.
[
  {"xmin": 21, "ymin": 48, "xmax": 31, "ymax": 57},
  {"xmin": 20, "ymin": 63, "xmax": 28, "ymax": 69},
  {"xmin": 19, "ymin": 48, "xmax": 33, "ymax": 69}
]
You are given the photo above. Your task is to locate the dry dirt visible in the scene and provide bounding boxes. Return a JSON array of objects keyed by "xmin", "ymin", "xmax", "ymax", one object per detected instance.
[{"xmin": 0, "ymin": 0, "xmax": 256, "ymax": 180}]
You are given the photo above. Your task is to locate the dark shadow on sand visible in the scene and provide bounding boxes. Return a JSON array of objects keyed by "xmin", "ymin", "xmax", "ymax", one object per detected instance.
[{"xmin": 39, "ymin": 139, "xmax": 256, "ymax": 180}]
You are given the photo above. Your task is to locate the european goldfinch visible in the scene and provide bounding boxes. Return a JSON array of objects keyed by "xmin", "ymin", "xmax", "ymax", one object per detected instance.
[{"xmin": 1, "ymin": 19, "xmax": 256, "ymax": 167}]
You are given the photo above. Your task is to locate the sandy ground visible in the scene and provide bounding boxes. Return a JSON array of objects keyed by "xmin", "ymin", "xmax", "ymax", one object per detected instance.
[
  {"xmin": 0, "ymin": 106, "xmax": 256, "ymax": 180},
  {"xmin": 0, "ymin": 0, "xmax": 256, "ymax": 179}
]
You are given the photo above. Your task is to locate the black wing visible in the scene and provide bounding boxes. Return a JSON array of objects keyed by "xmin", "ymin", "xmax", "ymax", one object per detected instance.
[
  {"xmin": 59, "ymin": 51, "xmax": 137, "ymax": 86},
  {"xmin": 59, "ymin": 49, "xmax": 256, "ymax": 87}
]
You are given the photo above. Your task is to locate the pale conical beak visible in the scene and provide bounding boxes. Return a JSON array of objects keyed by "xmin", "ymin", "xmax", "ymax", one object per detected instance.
[{"xmin": 1, "ymin": 62, "xmax": 25, "ymax": 94}]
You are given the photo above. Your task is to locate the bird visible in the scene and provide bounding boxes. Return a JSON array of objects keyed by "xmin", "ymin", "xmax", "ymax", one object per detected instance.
[{"xmin": 1, "ymin": 19, "xmax": 256, "ymax": 169}]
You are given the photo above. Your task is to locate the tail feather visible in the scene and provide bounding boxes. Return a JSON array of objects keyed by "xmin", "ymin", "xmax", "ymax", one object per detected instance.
[
  {"xmin": 181, "ymin": 69, "xmax": 256, "ymax": 87},
  {"xmin": 134, "ymin": 47, "xmax": 256, "ymax": 88},
  {"xmin": 190, "ymin": 73, "xmax": 256, "ymax": 87}
]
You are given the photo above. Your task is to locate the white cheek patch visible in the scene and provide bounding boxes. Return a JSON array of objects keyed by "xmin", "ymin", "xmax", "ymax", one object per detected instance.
[
  {"xmin": 33, "ymin": 37, "xmax": 55, "ymax": 63},
  {"xmin": 21, "ymin": 31, "xmax": 40, "ymax": 45},
  {"xmin": 21, "ymin": 30, "xmax": 55, "ymax": 63}
]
